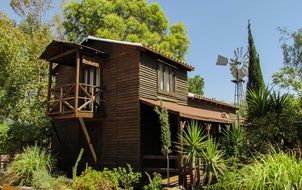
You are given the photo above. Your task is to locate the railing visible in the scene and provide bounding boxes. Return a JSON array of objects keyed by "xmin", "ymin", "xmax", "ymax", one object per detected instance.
[{"xmin": 48, "ymin": 83, "xmax": 103, "ymax": 116}]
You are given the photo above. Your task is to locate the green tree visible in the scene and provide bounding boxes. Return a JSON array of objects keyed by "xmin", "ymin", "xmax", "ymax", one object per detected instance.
[
  {"xmin": 154, "ymin": 104, "xmax": 171, "ymax": 185},
  {"xmin": 0, "ymin": 1, "xmax": 52, "ymax": 153},
  {"xmin": 63, "ymin": 0, "xmax": 190, "ymax": 60},
  {"xmin": 246, "ymin": 20, "xmax": 265, "ymax": 92},
  {"xmin": 273, "ymin": 28, "xmax": 302, "ymax": 95},
  {"xmin": 188, "ymin": 75, "xmax": 205, "ymax": 95}
]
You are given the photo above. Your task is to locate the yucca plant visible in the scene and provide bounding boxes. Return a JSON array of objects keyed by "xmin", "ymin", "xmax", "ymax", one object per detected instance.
[
  {"xmin": 202, "ymin": 139, "xmax": 226, "ymax": 185},
  {"xmin": 221, "ymin": 123, "xmax": 245, "ymax": 158},
  {"xmin": 5, "ymin": 144, "xmax": 53, "ymax": 186},
  {"xmin": 177, "ymin": 120, "xmax": 206, "ymax": 188},
  {"xmin": 246, "ymin": 86, "xmax": 271, "ymax": 119}
]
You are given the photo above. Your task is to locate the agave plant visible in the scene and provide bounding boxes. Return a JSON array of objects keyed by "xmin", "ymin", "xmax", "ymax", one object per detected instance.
[{"xmin": 202, "ymin": 139, "xmax": 226, "ymax": 185}]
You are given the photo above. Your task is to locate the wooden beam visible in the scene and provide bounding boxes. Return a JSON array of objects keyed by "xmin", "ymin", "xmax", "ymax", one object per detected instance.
[
  {"xmin": 78, "ymin": 117, "xmax": 97, "ymax": 163},
  {"xmin": 75, "ymin": 50, "xmax": 80, "ymax": 114},
  {"xmin": 49, "ymin": 49, "xmax": 77, "ymax": 62},
  {"xmin": 82, "ymin": 58, "xmax": 99, "ymax": 67}
]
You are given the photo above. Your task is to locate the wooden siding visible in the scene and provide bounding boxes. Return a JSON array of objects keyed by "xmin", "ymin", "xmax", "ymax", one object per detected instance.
[
  {"xmin": 139, "ymin": 53, "xmax": 158, "ymax": 100},
  {"xmin": 176, "ymin": 69, "xmax": 188, "ymax": 105},
  {"xmin": 139, "ymin": 52, "xmax": 188, "ymax": 105},
  {"xmin": 85, "ymin": 41, "xmax": 141, "ymax": 169}
]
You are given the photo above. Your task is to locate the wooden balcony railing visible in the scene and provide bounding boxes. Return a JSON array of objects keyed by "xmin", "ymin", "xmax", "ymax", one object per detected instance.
[{"xmin": 48, "ymin": 83, "xmax": 103, "ymax": 117}]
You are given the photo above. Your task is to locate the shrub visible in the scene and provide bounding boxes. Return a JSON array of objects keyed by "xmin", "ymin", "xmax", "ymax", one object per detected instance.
[
  {"xmin": 32, "ymin": 169, "xmax": 70, "ymax": 190},
  {"xmin": 143, "ymin": 172, "xmax": 162, "ymax": 190},
  {"xmin": 114, "ymin": 164, "xmax": 141, "ymax": 190},
  {"xmin": 4, "ymin": 145, "xmax": 53, "ymax": 186},
  {"xmin": 212, "ymin": 149, "xmax": 302, "ymax": 189},
  {"xmin": 72, "ymin": 167, "xmax": 113, "ymax": 190}
]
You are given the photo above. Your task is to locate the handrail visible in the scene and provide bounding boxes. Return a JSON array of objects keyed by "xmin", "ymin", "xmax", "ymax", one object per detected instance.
[{"xmin": 48, "ymin": 83, "xmax": 103, "ymax": 116}]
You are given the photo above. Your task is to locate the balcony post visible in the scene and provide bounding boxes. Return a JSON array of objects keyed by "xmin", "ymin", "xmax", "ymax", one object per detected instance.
[
  {"xmin": 75, "ymin": 49, "xmax": 80, "ymax": 115},
  {"xmin": 47, "ymin": 62, "xmax": 53, "ymax": 113}
]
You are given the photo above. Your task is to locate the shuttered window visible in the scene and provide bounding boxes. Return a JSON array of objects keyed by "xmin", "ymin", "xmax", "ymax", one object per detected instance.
[{"xmin": 158, "ymin": 63, "xmax": 176, "ymax": 93}]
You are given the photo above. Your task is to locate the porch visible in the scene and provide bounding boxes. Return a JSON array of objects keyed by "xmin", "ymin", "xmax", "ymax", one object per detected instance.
[{"xmin": 139, "ymin": 98, "xmax": 235, "ymax": 187}]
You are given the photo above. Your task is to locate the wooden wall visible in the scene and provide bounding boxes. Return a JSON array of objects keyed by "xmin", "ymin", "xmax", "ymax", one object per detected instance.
[
  {"xmin": 139, "ymin": 52, "xmax": 188, "ymax": 105},
  {"xmin": 84, "ymin": 41, "xmax": 141, "ymax": 169}
]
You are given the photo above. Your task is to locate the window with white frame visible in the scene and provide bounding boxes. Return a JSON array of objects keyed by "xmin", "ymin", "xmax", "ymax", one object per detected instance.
[{"xmin": 158, "ymin": 62, "xmax": 176, "ymax": 93}]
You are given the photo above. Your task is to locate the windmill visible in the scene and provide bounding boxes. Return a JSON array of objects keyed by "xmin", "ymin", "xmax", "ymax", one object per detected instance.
[{"xmin": 216, "ymin": 47, "xmax": 249, "ymax": 106}]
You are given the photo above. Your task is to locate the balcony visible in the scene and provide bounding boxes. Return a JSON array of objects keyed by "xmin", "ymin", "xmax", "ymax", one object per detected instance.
[{"xmin": 48, "ymin": 83, "xmax": 103, "ymax": 119}]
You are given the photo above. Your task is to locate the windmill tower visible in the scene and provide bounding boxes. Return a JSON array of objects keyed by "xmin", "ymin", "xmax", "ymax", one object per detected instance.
[{"xmin": 216, "ymin": 47, "xmax": 249, "ymax": 106}]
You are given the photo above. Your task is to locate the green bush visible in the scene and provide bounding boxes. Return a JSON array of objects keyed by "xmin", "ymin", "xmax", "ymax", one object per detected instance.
[
  {"xmin": 114, "ymin": 164, "xmax": 141, "ymax": 190},
  {"xmin": 5, "ymin": 145, "xmax": 53, "ymax": 186},
  {"xmin": 211, "ymin": 149, "xmax": 302, "ymax": 190},
  {"xmin": 72, "ymin": 167, "xmax": 113, "ymax": 190},
  {"xmin": 143, "ymin": 172, "xmax": 162, "ymax": 190},
  {"xmin": 32, "ymin": 169, "xmax": 70, "ymax": 190}
]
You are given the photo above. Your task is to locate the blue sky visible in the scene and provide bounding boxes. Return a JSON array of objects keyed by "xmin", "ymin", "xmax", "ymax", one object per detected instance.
[{"xmin": 1, "ymin": 0, "xmax": 302, "ymax": 103}]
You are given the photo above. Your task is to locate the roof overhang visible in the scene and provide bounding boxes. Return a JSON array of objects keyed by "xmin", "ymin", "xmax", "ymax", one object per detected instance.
[
  {"xmin": 40, "ymin": 40, "xmax": 109, "ymax": 65},
  {"xmin": 140, "ymin": 97, "xmax": 235, "ymax": 124}
]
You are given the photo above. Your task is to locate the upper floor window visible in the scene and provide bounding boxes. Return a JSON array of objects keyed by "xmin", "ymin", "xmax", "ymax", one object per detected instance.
[{"xmin": 158, "ymin": 63, "xmax": 176, "ymax": 93}]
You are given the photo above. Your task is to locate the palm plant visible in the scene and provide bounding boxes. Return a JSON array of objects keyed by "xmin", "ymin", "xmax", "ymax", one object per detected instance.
[{"xmin": 202, "ymin": 139, "xmax": 226, "ymax": 185}]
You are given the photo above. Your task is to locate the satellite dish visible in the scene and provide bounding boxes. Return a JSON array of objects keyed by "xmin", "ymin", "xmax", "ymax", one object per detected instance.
[{"xmin": 216, "ymin": 55, "xmax": 228, "ymax": 66}]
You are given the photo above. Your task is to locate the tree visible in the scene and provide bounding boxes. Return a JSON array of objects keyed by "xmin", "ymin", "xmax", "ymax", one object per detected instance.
[
  {"xmin": 188, "ymin": 75, "xmax": 205, "ymax": 95},
  {"xmin": 246, "ymin": 20, "xmax": 265, "ymax": 92},
  {"xmin": 0, "ymin": 1, "xmax": 52, "ymax": 153},
  {"xmin": 273, "ymin": 28, "xmax": 302, "ymax": 95},
  {"xmin": 154, "ymin": 104, "xmax": 171, "ymax": 186},
  {"xmin": 63, "ymin": 0, "xmax": 190, "ymax": 60}
]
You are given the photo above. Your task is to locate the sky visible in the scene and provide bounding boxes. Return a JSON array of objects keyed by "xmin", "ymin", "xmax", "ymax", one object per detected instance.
[{"xmin": 1, "ymin": 0, "xmax": 302, "ymax": 103}]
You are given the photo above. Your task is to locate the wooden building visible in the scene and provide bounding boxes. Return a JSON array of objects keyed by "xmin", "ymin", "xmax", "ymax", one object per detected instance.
[{"xmin": 40, "ymin": 36, "xmax": 237, "ymax": 176}]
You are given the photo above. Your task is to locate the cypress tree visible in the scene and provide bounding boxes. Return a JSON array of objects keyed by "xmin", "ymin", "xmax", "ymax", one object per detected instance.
[{"xmin": 247, "ymin": 20, "xmax": 265, "ymax": 92}]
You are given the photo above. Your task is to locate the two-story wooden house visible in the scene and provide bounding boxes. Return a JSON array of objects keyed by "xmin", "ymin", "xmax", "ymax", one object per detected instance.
[{"xmin": 40, "ymin": 36, "xmax": 237, "ymax": 176}]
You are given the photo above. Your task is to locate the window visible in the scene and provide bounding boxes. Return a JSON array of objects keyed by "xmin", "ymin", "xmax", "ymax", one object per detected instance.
[{"xmin": 158, "ymin": 63, "xmax": 176, "ymax": 93}]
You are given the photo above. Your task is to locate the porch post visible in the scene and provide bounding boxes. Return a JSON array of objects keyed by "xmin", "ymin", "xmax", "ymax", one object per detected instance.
[
  {"xmin": 47, "ymin": 62, "xmax": 53, "ymax": 113},
  {"xmin": 178, "ymin": 115, "xmax": 185, "ymax": 186},
  {"xmin": 75, "ymin": 49, "xmax": 80, "ymax": 115}
]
